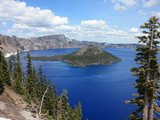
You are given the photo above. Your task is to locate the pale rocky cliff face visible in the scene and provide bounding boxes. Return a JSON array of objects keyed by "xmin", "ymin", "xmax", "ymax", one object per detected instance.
[{"xmin": 0, "ymin": 34, "xmax": 141, "ymax": 56}]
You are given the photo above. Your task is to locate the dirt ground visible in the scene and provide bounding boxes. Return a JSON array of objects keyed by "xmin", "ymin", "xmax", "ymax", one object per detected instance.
[{"xmin": 0, "ymin": 86, "xmax": 40, "ymax": 120}]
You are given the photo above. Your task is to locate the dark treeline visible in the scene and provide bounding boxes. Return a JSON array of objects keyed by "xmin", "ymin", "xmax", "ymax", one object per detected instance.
[{"xmin": 0, "ymin": 39, "xmax": 82, "ymax": 120}]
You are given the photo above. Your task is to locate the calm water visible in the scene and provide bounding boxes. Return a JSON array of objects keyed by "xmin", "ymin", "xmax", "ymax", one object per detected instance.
[{"xmin": 20, "ymin": 48, "xmax": 138, "ymax": 120}]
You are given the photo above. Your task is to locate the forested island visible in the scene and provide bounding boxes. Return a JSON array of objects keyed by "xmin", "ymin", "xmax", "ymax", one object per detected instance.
[{"xmin": 31, "ymin": 45, "xmax": 121, "ymax": 67}]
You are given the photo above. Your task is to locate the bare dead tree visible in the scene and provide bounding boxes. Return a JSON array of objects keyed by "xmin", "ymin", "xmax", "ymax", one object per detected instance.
[{"xmin": 39, "ymin": 85, "xmax": 48, "ymax": 116}]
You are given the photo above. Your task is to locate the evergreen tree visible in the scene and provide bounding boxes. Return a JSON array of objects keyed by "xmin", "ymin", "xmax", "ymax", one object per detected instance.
[
  {"xmin": 59, "ymin": 90, "xmax": 72, "ymax": 119},
  {"xmin": 0, "ymin": 62, "xmax": 3, "ymax": 93},
  {"xmin": 0, "ymin": 38, "xmax": 11, "ymax": 92},
  {"xmin": 43, "ymin": 79, "xmax": 54, "ymax": 116},
  {"xmin": 41, "ymin": 75, "xmax": 48, "ymax": 96},
  {"xmin": 8, "ymin": 54, "xmax": 15, "ymax": 74},
  {"xmin": 78, "ymin": 102, "xmax": 82, "ymax": 120},
  {"xmin": 12, "ymin": 51, "xmax": 24, "ymax": 94},
  {"xmin": 52, "ymin": 82, "xmax": 59, "ymax": 119},
  {"xmin": 39, "ymin": 65, "xmax": 43, "ymax": 97},
  {"xmin": 128, "ymin": 16, "xmax": 160, "ymax": 120},
  {"xmin": 32, "ymin": 65, "xmax": 39, "ymax": 102},
  {"xmin": 0, "ymin": 39, "xmax": 4, "ymax": 93},
  {"xmin": 26, "ymin": 52, "xmax": 36, "ymax": 100},
  {"xmin": 0, "ymin": 45, "xmax": 11, "ymax": 86},
  {"xmin": 72, "ymin": 105, "xmax": 78, "ymax": 119}
]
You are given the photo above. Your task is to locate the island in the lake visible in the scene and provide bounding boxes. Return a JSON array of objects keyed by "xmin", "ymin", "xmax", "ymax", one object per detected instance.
[{"xmin": 31, "ymin": 45, "xmax": 121, "ymax": 67}]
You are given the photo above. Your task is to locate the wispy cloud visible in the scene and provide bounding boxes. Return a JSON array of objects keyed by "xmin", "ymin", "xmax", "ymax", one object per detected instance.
[
  {"xmin": 129, "ymin": 28, "xmax": 139, "ymax": 33},
  {"xmin": 138, "ymin": 10, "xmax": 148, "ymax": 15},
  {"xmin": 1, "ymin": 22, "xmax": 6, "ymax": 26},
  {"xmin": 142, "ymin": 0, "xmax": 160, "ymax": 8},
  {"xmin": 114, "ymin": 3, "xmax": 127, "ymax": 11},
  {"xmin": 109, "ymin": 0, "xmax": 137, "ymax": 11},
  {"xmin": 151, "ymin": 11, "xmax": 160, "ymax": 17}
]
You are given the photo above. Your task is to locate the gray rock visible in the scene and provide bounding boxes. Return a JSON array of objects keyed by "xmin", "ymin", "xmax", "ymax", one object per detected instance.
[{"xmin": 0, "ymin": 34, "xmax": 141, "ymax": 56}]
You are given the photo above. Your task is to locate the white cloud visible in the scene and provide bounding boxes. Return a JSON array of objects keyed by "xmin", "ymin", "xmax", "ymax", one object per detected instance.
[
  {"xmin": 104, "ymin": 0, "xmax": 107, "ymax": 3},
  {"xmin": 1, "ymin": 22, "xmax": 6, "ymax": 26},
  {"xmin": 81, "ymin": 20, "xmax": 107, "ymax": 28},
  {"xmin": 0, "ymin": 0, "xmax": 68, "ymax": 28},
  {"xmin": 9, "ymin": 18, "xmax": 135, "ymax": 43},
  {"xmin": 0, "ymin": 0, "xmax": 139, "ymax": 43},
  {"xmin": 118, "ymin": 0, "xmax": 137, "ymax": 7},
  {"xmin": 138, "ymin": 10, "xmax": 147, "ymax": 15},
  {"xmin": 111, "ymin": 0, "xmax": 137, "ymax": 7},
  {"xmin": 114, "ymin": 25, "xmax": 118, "ymax": 28},
  {"xmin": 129, "ymin": 28, "xmax": 139, "ymax": 33},
  {"xmin": 151, "ymin": 11, "xmax": 160, "ymax": 17},
  {"xmin": 69, "ymin": 20, "xmax": 132, "ymax": 43},
  {"xmin": 114, "ymin": 3, "xmax": 127, "ymax": 11},
  {"xmin": 142, "ymin": 0, "xmax": 160, "ymax": 8}
]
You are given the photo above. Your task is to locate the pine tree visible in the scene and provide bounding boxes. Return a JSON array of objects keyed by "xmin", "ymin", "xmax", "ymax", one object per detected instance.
[
  {"xmin": 78, "ymin": 102, "xmax": 82, "ymax": 120},
  {"xmin": 39, "ymin": 65, "xmax": 43, "ymax": 98},
  {"xmin": 72, "ymin": 105, "xmax": 78, "ymax": 119},
  {"xmin": 41, "ymin": 75, "xmax": 48, "ymax": 96},
  {"xmin": 52, "ymin": 82, "xmax": 59, "ymax": 119},
  {"xmin": 0, "ymin": 39, "xmax": 11, "ymax": 86},
  {"xmin": 0, "ymin": 38, "xmax": 4, "ymax": 93},
  {"xmin": 128, "ymin": 16, "xmax": 160, "ymax": 120},
  {"xmin": 8, "ymin": 54, "xmax": 15, "ymax": 74},
  {"xmin": 26, "ymin": 52, "xmax": 36, "ymax": 100},
  {"xmin": 0, "ymin": 63, "xmax": 3, "ymax": 93},
  {"xmin": 32, "ymin": 65, "xmax": 39, "ymax": 102},
  {"xmin": 12, "ymin": 51, "xmax": 24, "ymax": 94},
  {"xmin": 43, "ymin": 79, "xmax": 54, "ymax": 116},
  {"xmin": 2, "ymin": 56, "xmax": 11, "ymax": 86}
]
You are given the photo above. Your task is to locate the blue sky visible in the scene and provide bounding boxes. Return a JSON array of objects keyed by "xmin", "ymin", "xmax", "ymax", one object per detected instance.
[{"xmin": 0, "ymin": 0, "xmax": 160, "ymax": 43}]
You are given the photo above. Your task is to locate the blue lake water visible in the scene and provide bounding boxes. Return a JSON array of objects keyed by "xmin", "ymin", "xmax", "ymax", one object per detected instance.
[{"xmin": 20, "ymin": 48, "xmax": 138, "ymax": 120}]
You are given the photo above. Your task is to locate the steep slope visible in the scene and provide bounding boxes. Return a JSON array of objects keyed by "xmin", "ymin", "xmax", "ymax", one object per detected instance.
[
  {"xmin": 0, "ymin": 86, "xmax": 41, "ymax": 120},
  {"xmin": 0, "ymin": 34, "xmax": 141, "ymax": 56},
  {"xmin": 32, "ymin": 45, "xmax": 121, "ymax": 67}
]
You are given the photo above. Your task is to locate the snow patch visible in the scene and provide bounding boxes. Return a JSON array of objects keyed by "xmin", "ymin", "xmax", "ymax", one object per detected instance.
[
  {"xmin": 5, "ymin": 52, "xmax": 17, "ymax": 58},
  {"xmin": 0, "ymin": 117, "xmax": 11, "ymax": 120}
]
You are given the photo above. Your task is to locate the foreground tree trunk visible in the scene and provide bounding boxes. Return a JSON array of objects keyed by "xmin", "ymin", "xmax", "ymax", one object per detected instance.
[
  {"xmin": 143, "ymin": 92, "xmax": 148, "ymax": 120},
  {"xmin": 149, "ymin": 98, "xmax": 154, "ymax": 120}
]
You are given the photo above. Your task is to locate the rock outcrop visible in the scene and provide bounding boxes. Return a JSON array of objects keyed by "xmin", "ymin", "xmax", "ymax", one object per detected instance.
[{"xmin": 0, "ymin": 86, "xmax": 42, "ymax": 120}]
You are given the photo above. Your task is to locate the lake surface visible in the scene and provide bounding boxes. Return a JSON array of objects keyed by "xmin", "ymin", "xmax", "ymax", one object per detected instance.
[{"xmin": 20, "ymin": 48, "xmax": 138, "ymax": 120}]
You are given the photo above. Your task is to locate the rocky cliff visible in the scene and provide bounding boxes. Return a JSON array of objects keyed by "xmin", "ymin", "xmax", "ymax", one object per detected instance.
[{"xmin": 0, "ymin": 34, "xmax": 141, "ymax": 55}]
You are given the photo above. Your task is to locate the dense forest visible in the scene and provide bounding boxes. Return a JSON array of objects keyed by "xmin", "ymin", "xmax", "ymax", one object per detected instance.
[{"xmin": 0, "ymin": 39, "xmax": 83, "ymax": 120}]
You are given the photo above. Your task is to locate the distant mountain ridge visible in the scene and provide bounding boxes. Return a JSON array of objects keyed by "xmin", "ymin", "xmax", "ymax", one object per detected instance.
[{"xmin": 0, "ymin": 34, "xmax": 141, "ymax": 55}]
